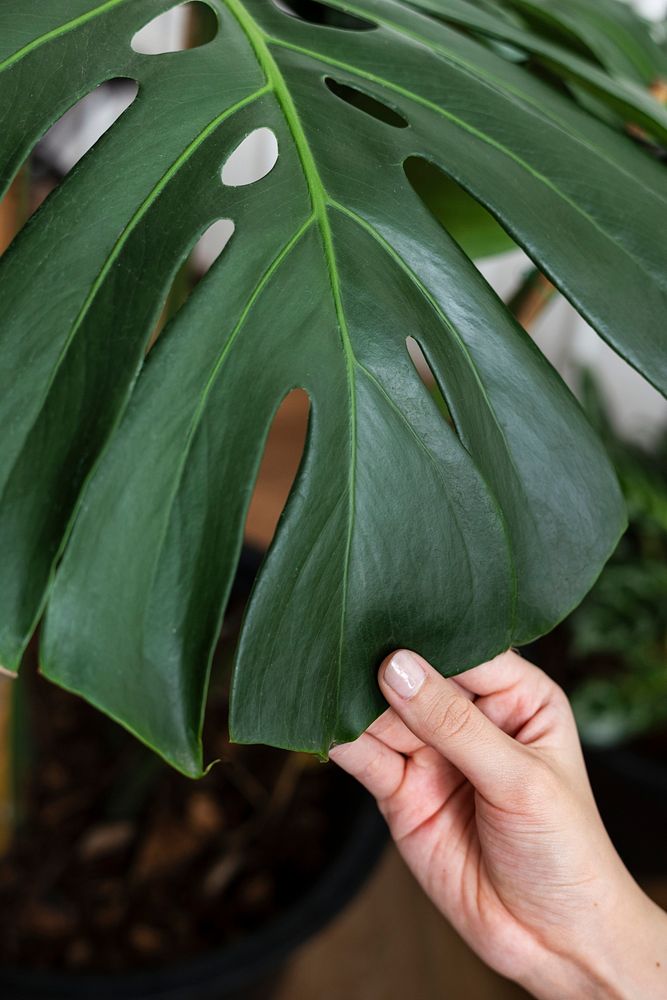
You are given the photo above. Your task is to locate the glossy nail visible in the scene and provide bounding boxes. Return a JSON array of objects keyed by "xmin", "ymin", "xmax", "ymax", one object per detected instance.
[{"xmin": 384, "ymin": 651, "xmax": 425, "ymax": 699}]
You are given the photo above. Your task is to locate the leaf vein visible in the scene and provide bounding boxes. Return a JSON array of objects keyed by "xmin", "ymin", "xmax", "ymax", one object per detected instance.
[
  {"xmin": 0, "ymin": 0, "xmax": 131, "ymax": 73},
  {"xmin": 270, "ymin": 36, "xmax": 666, "ymax": 287},
  {"xmin": 223, "ymin": 0, "xmax": 359, "ymax": 739}
]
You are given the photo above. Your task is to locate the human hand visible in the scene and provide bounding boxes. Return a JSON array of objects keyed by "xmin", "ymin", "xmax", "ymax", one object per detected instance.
[{"xmin": 330, "ymin": 649, "xmax": 667, "ymax": 999}]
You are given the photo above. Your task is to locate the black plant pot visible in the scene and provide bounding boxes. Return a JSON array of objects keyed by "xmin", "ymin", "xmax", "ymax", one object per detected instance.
[
  {"xmin": 0, "ymin": 546, "xmax": 388, "ymax": 998},
  {"xmin": 0, "ymin": 785, "xmax": 386, "ymax": 999},
  {"xmin": 583, "ymin": 745, "xmax": 667, "ymax": 880}
]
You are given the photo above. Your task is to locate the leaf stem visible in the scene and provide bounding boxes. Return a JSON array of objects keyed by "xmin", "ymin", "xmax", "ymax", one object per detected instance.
[
  {"xmin": 0, "ymin": 166, "xmax": 27, "ymax": 254},
  {"xmin": 508, "ymin": 267, "xmax": 556, "ymax": 330}
]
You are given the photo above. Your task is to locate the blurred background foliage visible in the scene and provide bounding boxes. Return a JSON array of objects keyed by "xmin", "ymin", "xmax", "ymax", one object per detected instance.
[{"xmin": 569, "ymin": 373, "xmax": 667, "ymax": 747}]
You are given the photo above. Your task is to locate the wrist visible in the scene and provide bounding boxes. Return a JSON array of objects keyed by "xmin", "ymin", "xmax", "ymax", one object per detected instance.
[
  {"xmin": 520, "ymin": 879, "xmax": 667, "ymax": 1000},
  {"xmin": 583, "ymin": 886, "xmax": 667, "ymax": 1000}
]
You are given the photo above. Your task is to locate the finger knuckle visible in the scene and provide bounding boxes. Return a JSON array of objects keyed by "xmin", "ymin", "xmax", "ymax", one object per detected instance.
[{"xmin": 428, "ymin": 695, "xmax": 476, "ymax": 743}]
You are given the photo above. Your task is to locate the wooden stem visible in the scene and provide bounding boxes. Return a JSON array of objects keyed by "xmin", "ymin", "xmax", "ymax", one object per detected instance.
[
  {"xmin": 626, "ymin": 78, "xmax": 667, "ymax": 150},
  {"xmin": 0, "ymin": 168, "xmax": 26, "ymax": 254},
  {"xmin": 508, "ymin": 267, "xmax": 556, "ymax": 330}
]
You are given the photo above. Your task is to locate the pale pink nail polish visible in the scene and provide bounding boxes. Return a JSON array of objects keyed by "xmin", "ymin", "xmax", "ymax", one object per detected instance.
[{"xmin": 384, "ymin": 651, "xmax": 425, "ymax": 699}]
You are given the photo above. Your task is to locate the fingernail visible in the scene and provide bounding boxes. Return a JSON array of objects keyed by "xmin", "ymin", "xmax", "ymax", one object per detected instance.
[{"xmin": 384, "ymin": 651, "xmax": 425, "ymax": 700}]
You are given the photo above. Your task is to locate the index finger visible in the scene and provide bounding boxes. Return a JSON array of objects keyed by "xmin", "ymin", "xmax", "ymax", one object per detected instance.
[
  {"xmin": 453, "ymin": 649, "xmax": 545, "ymax": 697},
  {"xmin": 455, "ymin": 649, "xmax": 579, "ymax": 748}
]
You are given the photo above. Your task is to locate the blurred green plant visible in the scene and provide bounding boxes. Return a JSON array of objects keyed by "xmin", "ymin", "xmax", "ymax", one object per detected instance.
[{"xmin": 570, "ymin": 374, "xmax": 667, "ymax": 747}]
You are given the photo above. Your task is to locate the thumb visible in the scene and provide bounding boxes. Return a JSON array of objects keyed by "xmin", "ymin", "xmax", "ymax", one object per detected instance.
[{"xmin": 379, "ymin": 649, "xmax": 528, "ymax": 802}]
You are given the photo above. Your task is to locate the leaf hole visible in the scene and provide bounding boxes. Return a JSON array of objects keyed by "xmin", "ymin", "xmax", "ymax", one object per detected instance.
[
  {"xmin": 272, "ymin": 0, "xmax": 377, "ymax": 31},
  {"xmin": 146, "ymin": 218, "xmax": 235, "ymax": 351},
  {"xmin": 404, "ymin": 156, "xmax": 517, "ymax": 261},
  {"xmin": 131, "ymin": 2, "xmax": 218, "ymax": 55},
  {"xmin": 221, "ymin": 128, "xmax": 279, "ymax": 187},
  {"xmin": 406, "ymin": 337, "xmax": 454, "ymax": 427},
  {"xmin": 1, "ymin": 80, "xmax": 138, "ymax": 252},
  {"xmin": 34, "ymin": 78, "xmax": 138, "ymax": 183},
  {"xmin": 191, "ymin": 218, "xmax": 236, "ymax": 275},
  {"xmin": 244, "ymin": 390, "xmax": 311, "ymax": 549},
  {"xmin": 324, "ymin": 77, "xmax": 409, "ymax": 128}
]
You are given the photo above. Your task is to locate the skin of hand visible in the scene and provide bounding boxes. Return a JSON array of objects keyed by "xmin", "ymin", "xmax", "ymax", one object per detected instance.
[{"xmin": 330, "ymin": 649, "xmax": 667, "ymax": 1000}]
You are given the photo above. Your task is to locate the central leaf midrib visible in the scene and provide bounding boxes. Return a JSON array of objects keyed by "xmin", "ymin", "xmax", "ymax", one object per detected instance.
[{"xmin": 222, "ymin": 0, "xmax": 359, "ymax": 730}]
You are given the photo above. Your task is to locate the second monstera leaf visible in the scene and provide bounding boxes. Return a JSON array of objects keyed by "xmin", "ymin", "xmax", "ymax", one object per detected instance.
[{"xmin": 0, "ymin": 0, "xmax": 665, "ymax": 775}]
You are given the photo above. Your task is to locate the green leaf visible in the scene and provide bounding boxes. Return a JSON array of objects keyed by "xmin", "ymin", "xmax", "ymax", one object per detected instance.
[
  {"xmin": 407, "ymin": 0, "xmax": 667, "ymax": 138},
  {"xmin": 503, "ymin": 0, "xmax": 667, "ymax": 86},
  {"xmin": 1, "ymin": 0, "xmax": 664, "ymax": 773}
]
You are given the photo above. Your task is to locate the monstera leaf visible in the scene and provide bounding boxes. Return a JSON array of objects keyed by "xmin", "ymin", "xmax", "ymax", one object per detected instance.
[
  {"xmin": 503, "ymin": 0, "xmax": 667, "ymax": 85},
  {"xmin": 0, "ymin": 0, "xmax": 665, "ymax": 776},
  {"xmin": 406, "ymin": 0, "xmax": 667, "ymax": 137}
]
